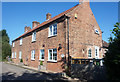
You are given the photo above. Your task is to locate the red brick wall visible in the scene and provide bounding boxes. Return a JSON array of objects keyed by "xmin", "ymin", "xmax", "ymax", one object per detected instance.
[
  {"xmin": 12, "ymin": 2, "xmax": 103, "ymax": 72},
  {"xmin": 12, "ymin": 20, "xmax": 67, "ymax": 72},
  {"xmin": 66, "ymin": 2, "xmax": 102, "ymax": 59}
]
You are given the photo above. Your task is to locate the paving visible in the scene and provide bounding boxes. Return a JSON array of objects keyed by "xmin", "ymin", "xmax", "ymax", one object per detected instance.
[{"xmin": 0, "ymin": 62, "xmax": 72, "ymax": 81}]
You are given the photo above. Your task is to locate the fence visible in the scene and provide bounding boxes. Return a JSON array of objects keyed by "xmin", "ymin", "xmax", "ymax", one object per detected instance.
[
  {"xmin": 70, "ymin": 58, "xmax": 106, "ymax": 80},
  {"xmin": 72, "ymin": 58, "xmax": 104, "ymax": 66}
]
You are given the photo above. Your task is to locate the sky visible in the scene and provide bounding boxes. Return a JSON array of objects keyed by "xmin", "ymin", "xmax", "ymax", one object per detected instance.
[{"xmin": 2, "ymin": 2, "xmax": 118, "ymax": 45}]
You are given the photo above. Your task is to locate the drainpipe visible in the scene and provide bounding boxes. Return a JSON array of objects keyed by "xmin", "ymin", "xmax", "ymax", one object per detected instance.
[{"xmin": 66, "ymin": 16, "xmax": 70, "ymax": 72}]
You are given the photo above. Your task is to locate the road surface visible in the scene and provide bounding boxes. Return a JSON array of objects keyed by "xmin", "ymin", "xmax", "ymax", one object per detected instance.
[{"xmin": 0, "ymin": 62, "xmax": 69, "ymax": 81}]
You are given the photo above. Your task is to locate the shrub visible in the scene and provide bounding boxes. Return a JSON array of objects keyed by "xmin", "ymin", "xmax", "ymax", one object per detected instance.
[
  {"xmin": 40, "ymin": 61, "xmax": 43, "ymax": 65},
  {"xmin": 20, "ymin": 59, "xmax": 23, "ymax": 62}
]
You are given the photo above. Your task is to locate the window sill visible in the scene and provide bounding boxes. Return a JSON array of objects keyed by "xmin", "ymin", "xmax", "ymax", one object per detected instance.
[
  {"xmin": 48, "ymin": 34, "xmax": 57, "ymax": 38},
  {"xmin": 39, "ymin": 59, "xmax": 44, "ymax": 61},
  {"xmin": 47, "ymin": 60, "xmax": 57, "ymax": 63},
  {"xmin": 88, "ymin": 57, "xmax": 92, "ymax": 59},
  {"xmin": 31, "ymin": 59, "xmax": 35, "ymax": 61},
  {"xmin": 31, "ymin": 40, "xmax": 36, "ymax": 43}
]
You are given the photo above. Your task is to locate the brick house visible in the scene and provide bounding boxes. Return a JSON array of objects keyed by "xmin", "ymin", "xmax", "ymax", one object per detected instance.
[
  {"xmin": 11, "ymin": 0, "xmax": 103, "ymax": 72},
  {"xmin": 101, "ymin": 40, "xmax": 109, "ymax": 58}
]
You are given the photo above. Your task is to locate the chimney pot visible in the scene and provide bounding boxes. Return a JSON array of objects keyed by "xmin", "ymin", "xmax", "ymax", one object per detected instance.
[
  {"xmin": 32, "ymin": 21, "xmax": 40, "ymax": 28},
  {"xmin": 25, "ymin": 26, "xmax": 31, "ymax": 32},
  {"xmin": 79, "ymin": 0, "xmax": 89, "ymax": 4},
  {"xmin": 46, "ymin": 13, "xmax": 51, "ymax": 20}
]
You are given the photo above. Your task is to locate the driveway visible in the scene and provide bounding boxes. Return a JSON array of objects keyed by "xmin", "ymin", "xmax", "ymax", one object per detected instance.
[{"xmin": 0, "ymin": 62, "xmax": 69, "ymax": 81}]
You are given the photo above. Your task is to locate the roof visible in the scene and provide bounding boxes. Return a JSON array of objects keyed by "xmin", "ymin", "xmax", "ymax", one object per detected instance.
[
  {"xmin": 13, "ymin": 4, "xmax": 79, "ymax": 42},
  {"xmin": 102, "ymin": 40, "xmax": 109, "ymax": 48}
]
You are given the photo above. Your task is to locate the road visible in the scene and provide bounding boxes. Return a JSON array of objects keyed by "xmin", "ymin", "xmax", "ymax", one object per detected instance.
[{"xmin": 0, "ymin": 62, "xmax": 69, "ymax": 81}]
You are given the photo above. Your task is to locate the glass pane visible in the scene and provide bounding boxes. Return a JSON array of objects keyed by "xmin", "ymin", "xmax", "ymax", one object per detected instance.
[
  {"xmin": 95, "ymin": 49, "xmax": 97, "ymax": 56},
  {"xmin": 53, "ymin": 24, "xmax": 57, "ymax": 35},
  {"xmin": 53, "ymin": 49, "xmax": 57, "ymax": 53},
  {"xmin": 88, "ymin": 49, "xmax": 91, "ymax": 57},
  {"xmin": 49, "ymin": 26, "xmax": 52, "ymax": 35},
  {"xmin": 40, "ymin": 49, "xmax": 44, "ymax": 59},
  {"xmin": 53, "ymin": 49, "xmax": 57, "ymax": 60},
  {"xmin": 49, "ymin": 50, "xmax": 52, "ymax": 60}
]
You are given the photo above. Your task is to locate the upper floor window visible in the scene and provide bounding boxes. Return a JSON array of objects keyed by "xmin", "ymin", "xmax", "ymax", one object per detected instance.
[
  {"xmin": 14, "ymin": 52, "xmax": 17, "ymax": 58},
  {"xmin": 20, "ymin": 38, "xmax": 22, "ymax": 45},
  {"xmin": 48, "ymin": 23, "xmax": 57, "ymax": 37},
  {"xmin": 39, "ymin": 49, "xmax": 44, "ymax": 61},
  {"xmin": 19, "ymin": 51, "xmax": 22, "ymax": 59},
  {"xmin": 88, "ymin": 48, "xmax": 92, "ymax": 57},
  {"xmin": 31, "ymin": 50, "xmax": 35, "ymax": 60},
  {"xmin": 13, "ymin": 42, "xmax": 15, "ymax": 47},
  {"xmin": 48, "ymin": 48, "xmax": 57, "ymax": 62},
  {"xmin": 32, "ymin": 32, "xmax": 36, "ymax": 42},
  {"xmin": 95, "ymin": 29, "xmax": 99, "ymax": 35}
]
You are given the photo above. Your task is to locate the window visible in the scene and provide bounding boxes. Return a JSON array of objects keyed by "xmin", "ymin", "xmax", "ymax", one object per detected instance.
[
  {"xmin": 95, "ymin": 46, "xmax": 99, "ymax": 59},
  {"xmin": 20, "ymin": 38, "xmax": 22, "ymax": 45},
  {"xmin": 95, "ymin": 29, "xmax": 99, "ymax": 34},
  {"xmin": 13, "ymin": 42, "xmax": 15, "ymax": 47},
  {"xmin": 48, "ymin": 23, "xmax": 57, "ymax": 37},
  {"xmin": 12, "ymin": 52, "xmax": 14, "ymax": 58},
  {"xmin": 48, "ymin": 48, "xmax": 57, "ymax": 62},
  {"xmin": 88, "ymin": 49, "xmax": 92, "ymax": 57},
  {"xmin": 32, "ymin": 32, "xmax": 36, "ymax": 42},
  {"xmin": 31, "ymin": 50, "xmax": 35, "ymax": 60},
  {"xmin": 19, "ymin": 51, "xmax": 22, "ymax": 59},
  {"xmin": 39, "ymin": 49, "xmax": 44, "ymax": 60},
  {"xmin": 14, "ymin": 52, "xmax": 17, "ymax": 58}
]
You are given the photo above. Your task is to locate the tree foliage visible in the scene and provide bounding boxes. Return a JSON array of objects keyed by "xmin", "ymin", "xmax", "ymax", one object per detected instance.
[
  {"xmin": 0, "ymin": 29, "xmax": 11, "ymax": 60},
  {"xmin": 104, "ymin": 22, "xmax": 120, "ymax": 81}
]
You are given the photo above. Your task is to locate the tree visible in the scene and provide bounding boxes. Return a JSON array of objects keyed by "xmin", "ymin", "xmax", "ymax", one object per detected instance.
[
  {"xmin": 0, "ymin": 29, "xmax": 11, "ymax": 60},
  {"xmin": 104, "ymin": 22, "xmax": 120, "ymax": 81}
]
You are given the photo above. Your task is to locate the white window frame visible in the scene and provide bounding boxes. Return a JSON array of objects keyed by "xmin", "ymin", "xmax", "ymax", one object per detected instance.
[
  {"xmin": 20, "ymin": 38, "xmax": 22, "ymax": 45},
  {"xmin": 14, "ymin": 52, "xmax": 17, "ymax": 58},
  {"xmin": 95, "ymin": 29, "xmax": 99, "ymax": 35},
  {"xmin": 19, "ymin": 51, "xmax": 22, "ymax": 59},
  {"xmin": 39, "ymin": 49, "xmax": 44, "ymax": 61},
  {"xmin": 88, "ymin": 48, "xmax": 92, "ymax": 58},
  {"xmin": 95, "ymin": 46, "xmax": 99, "ymax": 59},
  {"xmin": 31, "ymin": 50, "xmax": 35, "ymax": 60},
  {"xmin": 32, "ymin": 32, "xmax": 36, "ymax": 42},
  {"xmin": 48, "ymin": 23, "xmax": 57, "ymax": 37},
  {"xmin": 12, "ymin": 52, "xmax": 14, "ymax": 58},
  {"xmin": 48, "ymin": 48, "xmax": 57, "ymax": 62},
  {"xmin": 13, "ymin": 42, "xmax": 15, "ymax": 47}
]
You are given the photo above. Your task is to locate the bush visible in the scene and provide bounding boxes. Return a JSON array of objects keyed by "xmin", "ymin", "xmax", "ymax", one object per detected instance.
[
  {"xmin": 40, "ymin": 61, "xmax": 43, "ymax": 65},
  {"xmin": 104, "ymin": 22, "xmax": 120, "ymax": 81},
  {"xmin": 20, "ymin": 59, "xmax": 23, "ymax": 62}
]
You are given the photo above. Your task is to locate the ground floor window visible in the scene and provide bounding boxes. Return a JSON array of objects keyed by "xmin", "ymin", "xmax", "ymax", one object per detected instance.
[
  {"xmin": 19, "ymin": 51, "xmax": 22, "ymax": 59},
  {"xmin": 14, "ymin": 52, "xmax": 17, "ymax": 58},
  {"xmin": 39, "ymin": 49, "xmax": 44, "ymax": 60},
  {"xmin": 31, "ymin": 50, "xmax": 35, "ymax": 60},
  {"xmin": 12, "ymin": 52, "xmax": 14, "ymax": 58},
  {"xmin": 48, "ymin": 48, "xmax": 57, "ymax": 62},
  {"xmin": 88, "ymin": 48, "xmax": 92, "ymax": 57}
]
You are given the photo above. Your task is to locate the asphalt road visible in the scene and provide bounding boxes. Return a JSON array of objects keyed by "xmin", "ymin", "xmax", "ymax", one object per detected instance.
[{"xmin": 0, "ymin": 62, "xmax": 69, "ymax": 81}]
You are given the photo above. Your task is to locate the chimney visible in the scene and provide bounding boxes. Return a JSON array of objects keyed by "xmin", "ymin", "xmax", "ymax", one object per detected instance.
[
  {"xmin": 79, "ymin": 0, "xmax": 89, "ymax": 4},
  {"xmin": 46, "ymin": 13, "xmax": 51, "ymax": 20},
  {"xmin": 25, "ymin": 26, "xmax": 31, "ymax": 32},
  {"xmin": 32, "ymin": 21, "xmax": 40, "ymax": 28}
]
